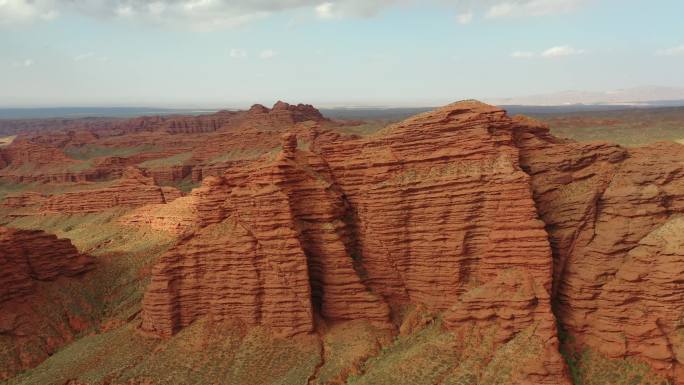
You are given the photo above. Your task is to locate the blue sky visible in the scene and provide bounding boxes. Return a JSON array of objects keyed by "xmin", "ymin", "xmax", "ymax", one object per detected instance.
[{"xmin": 1, "ymin": 0, "xmax": 683, "ymax": 107}]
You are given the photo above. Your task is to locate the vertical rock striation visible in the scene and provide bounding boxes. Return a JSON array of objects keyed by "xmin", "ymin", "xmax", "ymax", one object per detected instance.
[
  {"xmin": 0, "ymin": 227, "xmax": 94, "ymax": 379},
  {"xmin": 515, "ymin": 116, "xmax": 684, "ymax": 383},
  {"xmin": 141, "ymin": 133, "xmax": 390, "ymax": 338},
  {"xmin": 140, "ymin": 101, "xmax": 569, "ymax": 384},
  {"xmin": 0, "ymin": 227, "xmax": 94, "ymax": 304}
]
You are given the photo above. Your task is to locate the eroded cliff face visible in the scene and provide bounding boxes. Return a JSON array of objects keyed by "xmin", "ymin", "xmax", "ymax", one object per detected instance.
[
  {"xmin": 1, "ymin": 167, "xmax": 181, "ymax": 215},
  {"xmin": 0, "ymin": 227, "xmax": 94, "ymax": 379},
  {"xmin": 138, "ymin": 101, "xmax": 569, "ymax": 384},
  {"xmin": 0, "ymin": 101, "xmax": 334, "ymax": 186},
  {"xmin": 514, "ymin": 116, "xmax": 684, "ymax": 383},
  {"xmin": 141, "ymin": 132, "xmax": 391, "ymax": 338},
  {"xmin": 0, "ymin": 227, "xmax": 94, "ymax": 303},
  {"xmin": 3, "ymin": 100, "xmax": 684, "ymax": 385}
]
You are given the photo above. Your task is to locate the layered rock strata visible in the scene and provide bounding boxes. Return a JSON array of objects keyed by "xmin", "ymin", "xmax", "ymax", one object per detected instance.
[
  {"xmin": 0, "ymin": 227, "xmax": 94, "ymax": 379},
  {"xmin": 514, "ymin": 116, "xmax": 684, "ymax": 383},
  {"xmin": 0, "ymin": 227, "xmax": 94, "ymax": 304},
  {"xmin": 139, "ymin": 101, "xmax": 569, "ymax": 384},
  {"xmin": 141, "ymin": 133, "xmax": 390, "ymax": 338},
  {"xmin": 1, "ymin": 168, "xmax": 181, "ymax": 215}
]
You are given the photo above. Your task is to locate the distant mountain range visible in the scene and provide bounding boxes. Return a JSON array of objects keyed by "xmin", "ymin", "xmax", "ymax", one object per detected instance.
[{"xmin": 486, "ymin": 86, "xmax": 684, "ymax": 106}]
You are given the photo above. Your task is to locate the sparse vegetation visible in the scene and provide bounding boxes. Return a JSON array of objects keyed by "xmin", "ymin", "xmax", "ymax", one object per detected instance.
[
  {"xmin": 0, "ymin": 179, "xmax": 118, "ymax": 201},
  {"xmin": 161, "ymin": 176, "xmax": 200, "ymax": 193},
  {"xmin": 139, "ymin": 151, "xmax": 194, "ymax": 168},
  {"xmin": 561, "ymin": 348, "xmax": 668, "ymax": 385},
  {"xmin": 0, "ymin": 208, "xmax": 178, "ymax": 383},
  {"xmin": 207, "ymin": 147, "xmax": 276, "ymax": 164},
  {"xmin": 336, "ymin": 121, "xmax": 389, "ymax": 137},
  {"xmin": 64, "ymin": 144, "xmax": 159, "ymax": 160},
  {"xmin": 533, "ymin": 107, "xmax": 684, "ymax": 147},
  {"xmin": 7, "ymin": 319, "xmax": 322, "ymax": 385},
  {"xmin": 346, "ymin": 319, "xmax": 458, "ymax": 385}
]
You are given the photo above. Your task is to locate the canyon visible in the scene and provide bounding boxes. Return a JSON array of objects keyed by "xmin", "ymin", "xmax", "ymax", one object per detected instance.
[{"xmin": 0, "ymin": 101, "xmax": 682, "ymax": 385}]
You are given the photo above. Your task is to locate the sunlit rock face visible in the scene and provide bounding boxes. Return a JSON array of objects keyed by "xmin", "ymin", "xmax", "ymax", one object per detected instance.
[{"xmin": 140, "ymin": 101, "xmax": 570, "ymax": 384}]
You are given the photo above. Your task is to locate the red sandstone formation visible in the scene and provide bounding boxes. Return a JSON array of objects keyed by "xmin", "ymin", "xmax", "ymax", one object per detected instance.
[
  {"xmin": 237, "ymin": 101, "xmax": 326, "ymax": 130},
  {"xmin": 0, "ymin": 227, "xmax": 94, "ymax": 379},
  {"xmin": 0, "ymin": 138, "xmax": 76, "ymax": 169},
  {"xmin": 1, "ymin": 167, "xmax": 181, "ymax": 215},
  {"xmin": 141, "ymin": 132, "xmax": 390, "ymax": 338},
  {"xmin": 3, "ymin": 99, "xmax": 684, "ymax": 384},
  {"xmin": 43, "ymin": 168, "xmax": 180, "ymax": 213},
  {"xmin": 515, "ymin": 117, "xmax": 684, "ymax": 383},
  {"xmin": 0, "ymin": 227, "xmax": 94, "ymax": 303},
  {"xmin": 318, "ymin": 101, "xmax": 567, "ymax": 384},
  {"xmin": 138, "ymin": 101, "xmax": 568, "ymax": 384},
  {"xmin": 0, "ymin": 102, "xmax": 334, "ymax": 186},
  {"xmin": 119, "ymin": 175, "xmax": 232, "ymax": 235}
]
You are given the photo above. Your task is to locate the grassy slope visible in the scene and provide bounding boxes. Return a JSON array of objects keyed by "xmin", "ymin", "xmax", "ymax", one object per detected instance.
[
  {"xmin": 0, "ymin": 179, "xmax": 118, "ymax": 201},
  {"xmin": 0, "ymin": 208, "xmax": 178, "ymax": 382},
  {"xmin": 64, "ymin": 144, "xmax": 159, "ymax": 161},
  {"xmin": 6, "ymin": 320, "xmax": 321, "ymax": 385},
  {"xmin": 138, "ymin": 151, "xmax": 194, "ymax": 168}
]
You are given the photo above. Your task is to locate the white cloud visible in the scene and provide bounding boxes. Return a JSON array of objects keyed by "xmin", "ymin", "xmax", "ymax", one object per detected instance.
[
  {"xmin": 74, "ymin": 52, "xmax": 94, "ymax": 62},
  {"xmin": 314, "ymin": 0, "xmax": 401, "ymax": 20},
  {"xmin": 0, "ymin": 0, "xmax": 41, "ymax": 23},
  {"xmin": 511, "ymin": 50, "xmax": 535, "ymax": 58},
  {"xmin": 657, "ymin": 44, "xmax": 684, "ymax": 56},
  {"xmin": 0, "ymin": 0, "xmax": 590, "ymax": 28},
  {"xmin": 11, "ymin": 58, "xmax": 34, "ymax": 67},
  {"xmin": 456, "ymin": 11, "xmax": 473, "ymax": 24},
  {"xmin": 115, "ymin": 5, "xmax": 134, "ymax": 17},
  {"xmin": 487, "ymin": 3, "xmax": 515, "ymax": 18},
  {"xmin": 39, "ymin": 9, "xmax": 59, "ymax": 20},
  {"xmin": 230, "ymin": 48, "xmax": 248, "ymax": 59},
  {"xmin": 148, "ymin": 2, "xmax": 167, "ymax": 16},
  {"xmin": 259, "ymin": 49, "xmax": 277, "ymax": 59},
  {"xmin": 73, "ymin": 52, "xmax": 108, "ymax": 62},
  {"xmin": 315, "ymin": 2, "xmax": 336, "ymax": 19},
  {"xmin": 510, "ymin": 45, "xmax": 585, "ymax": 59},
  {"xmin": 541, "ymin": 45, "xmax": 585, "ymax": 57},
  {"xmin": 486, "ymin": 0, "xmax": 586, "ymax": 19}
]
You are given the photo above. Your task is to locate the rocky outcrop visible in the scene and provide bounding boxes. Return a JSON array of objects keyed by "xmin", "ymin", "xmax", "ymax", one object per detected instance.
[
  {"xmin": 141, "ymin": 133, "xmax": 390, "ymax": 338},
  {"xmin": 145, "ymin": 165, "xmax": 194, "ymax": 185},
  {"xmin": 0, "ymin": 227, "xmax": 94, "ymax": 379},
  {"xmin": 0, "ymin": 227, "xmax": 94, "ymax": 304},
  {"xmin": 587, "ymin": 217, "xmax": 684, "ymax": 378},
  {"xmin": 139, "ymin": 101, "xmax": 568, "ymax": 384},
  {"xmin": 119, "ymin": 175, "xmax": 231, "ymax": 235},
  {"xmin": 514, "ymin": 117, "xmax": 684, "ymax": 383},
  {"xmin": 236, "ymin": 101, "xmax": 327, "ymax": 130},
  {"xmin": 5, "ymin": 99, "xmax": 684, "ymax": 384},
  {"xmin": 318, "ymin": 101, "xmax": 567, "ymax": 384},
  {"xmin": 43, "ymin": 169, "xmax": 180, "ymax": 213},
  {"xmin": 43, "ymin": 168, "xmax": 181, "ymax": 213},
  {"xmin": 0, "ymin": 138, "xmax": 76, "ymax": 169},
  {"xmin": 0, "ymin": 168, "xmax": 182, "ymax": 214}
]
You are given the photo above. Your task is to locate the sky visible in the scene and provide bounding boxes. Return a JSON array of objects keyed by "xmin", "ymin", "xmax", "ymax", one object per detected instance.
[{"xmin": 1, "ymin": 0, "xmax": 683, "ymax": 107}]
